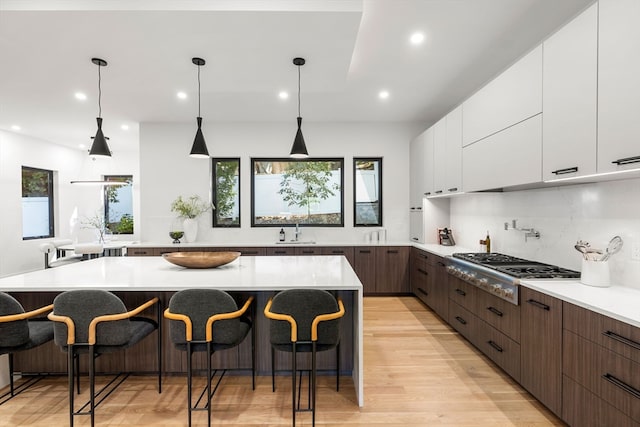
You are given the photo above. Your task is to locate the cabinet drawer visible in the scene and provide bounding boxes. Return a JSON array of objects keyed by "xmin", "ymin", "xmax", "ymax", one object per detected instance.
[
  {"xmin": 320, "ymin": 247, "xmax": 354, "ymax": 264},
  {"xmin": 266, "ymin": 247, "xmax": 295, "ymax": 256},
  {"xmin": 563, "ymin": 375, "xmax": 636, "ymax": 427},
  {"xmin": 564, "ymin": 302, "xmax": 640, "ymax": 364},
  {"xmin": 411, "ymin": 248, "xmax": 430, "ymax": 264},
  {"xmin": 477, "ymin": 320, "xmax": 521, "ymax": 382},
  {"xmin": 448, "ymin": 300, "xmax": 477, "ymax": 342},
  {"xmin": 477, "ymin": 290, "xmax": 520, "ymax": 343},
  {"xmin": 127, "ymin": 248, "xmax": 153, "ymax": 256},
  {"xmin": 295, "ymin": 247, "xmax": 321, "ymax": 255},
  {"xmin": 229, "ymin": 247, "xmax": 266, "ymax": 256},
  {"xmin": 563, "ymin": 330, "xmax": 640, "ymax": 422},
  {"xmin": 448, "ymin": 276, "xmax": 477, "ymax": 312}
]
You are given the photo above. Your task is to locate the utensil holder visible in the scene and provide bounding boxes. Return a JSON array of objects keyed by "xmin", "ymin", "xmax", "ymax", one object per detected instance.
[{"xmin": 580, "ymin": 259, "xmax": 611, "ymax": 288}]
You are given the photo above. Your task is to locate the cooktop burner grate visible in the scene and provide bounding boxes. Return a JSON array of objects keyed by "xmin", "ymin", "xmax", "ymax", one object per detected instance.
[{"xmin": 452, "ymin": 252, "xmax": 580, "ymax": 279}]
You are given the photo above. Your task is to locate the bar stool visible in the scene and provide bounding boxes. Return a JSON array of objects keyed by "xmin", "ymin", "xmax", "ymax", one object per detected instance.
[
  {"xmin": 264, "ymin": 289, "xmax": 345, "ymax": 427},
  {"xmin": 0, "ymin": 293, "xmax": 54, "ymax": 405},
  {"xmin": 48, "ymin": 290, "xmax": 161, "ymax": 427},
  {"xmin": 164, "ymin": 289, "xmax": 255, "ymax": 427}
]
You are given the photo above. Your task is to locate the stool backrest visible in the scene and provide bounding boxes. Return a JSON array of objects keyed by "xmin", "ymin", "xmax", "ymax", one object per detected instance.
[
  {"xmin": 0, "ymin": 293, "xmax": 29, "ymax": 347},
  {"xmin": 269, "ymin": 289, "xmax": 341, "ymax": 345},
  {"xmin": 52, "ymin": 290, "xmax": 130, "ymax": 346}
]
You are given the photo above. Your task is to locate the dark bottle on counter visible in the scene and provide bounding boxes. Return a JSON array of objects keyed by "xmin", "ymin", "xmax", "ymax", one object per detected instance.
[
  {"xmin": 279, "ymin": 228, "xmax": 285, "ymax": 242},
  {"xmin": 485, "ymin": 231, "xmax": 491, "ymax": 253}
]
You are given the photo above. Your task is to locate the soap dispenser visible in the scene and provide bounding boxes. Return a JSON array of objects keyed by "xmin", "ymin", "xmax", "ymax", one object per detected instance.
[{"xmin": 279, "ymin": 228, "xmax": 285, "ymax": 242}]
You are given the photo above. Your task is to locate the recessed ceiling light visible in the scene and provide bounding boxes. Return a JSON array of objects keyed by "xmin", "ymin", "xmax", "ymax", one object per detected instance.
[
  {"xmin": 11, "ymin": 125, "xmax": 21, "ymax": 131},
  {"xmin": 410, "ymin": 32, "xmax": 425, "ymax": 45},
  {"xmin": 78, "ymin": 143, "xmax": 86, "ymax": 150},
  {"xmin": 177, "ymin": 91, "xmax": 187, "ymax": 100},
  {"xmin": 378, "ymin": 90, "xmax": 390, "ymax": 100},
  {"xmin": 121, "ymin": 124, "xmax": 129, "ymax": 131},
  {"xmin": 75, "ymin": 92, "xmax": 87, "ymax": 100},
  {"xmin": 278, "ymin": 91, "xmax": 289, "ymax": 100}
]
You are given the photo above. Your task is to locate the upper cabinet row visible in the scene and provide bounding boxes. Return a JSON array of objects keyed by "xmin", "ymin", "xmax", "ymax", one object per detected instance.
[{"xmin": 411, "ymin": 0, "xmax": 640, "ymax": 197}]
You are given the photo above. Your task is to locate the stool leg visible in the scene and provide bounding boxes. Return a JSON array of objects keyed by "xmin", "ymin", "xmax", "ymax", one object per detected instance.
[
  {"xmin": 336, "ymin": 342, "xmax": 340, "ymax": 391},
  {"xmin": 89, "ymin": 347, "xmax": 95, "ymax": 427},
  {"xmin": 68, "ymin": 347, "xmax": 75, "ymax": 427},
  {"xmin": 187, "ymin": 343, "xmax": 192, "ymax": 427},
  {"xmin": 312, "ymin": 342, "xmax": 317, "ymax": 427},
  {"xmin": 292, "ymin": 343, "xmax": 297, "ymax": 427},
  {"xmin": 271, "ymin": 347, "xmax": 276, "ymax": 392},
  {"xmin": 8, "ymin": 354, "xmax": 14, "ymax": 397},
  {"xmin": 207, "ymin": 342, "xmax": 212, "ymax": 427}
]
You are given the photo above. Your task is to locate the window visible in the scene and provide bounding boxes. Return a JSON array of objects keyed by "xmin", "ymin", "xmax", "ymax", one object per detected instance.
[
  {"xmin": 104, "ymin": 175, "xmax": 133, "ymax": 234},
  {"xmin": 22, "ymin": 166, "xmax": 54, "ymax": 239},
  {"xmin": 212, "ymin": 158, "xmax": 240, "ymax": 227},
  {"xmin": 251, "ymin": 158, "xmax": 344, "ymax": 227},
  {"xmin": 354, "ymin": 158, "xmax": 382, "ymax": 226}
]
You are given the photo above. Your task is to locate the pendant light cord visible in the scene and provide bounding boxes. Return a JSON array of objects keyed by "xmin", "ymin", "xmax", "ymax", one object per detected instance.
[
  {"xmin": 97, "ymin": 63, "xmax": 102, "ymax": 118},
  {"xmin": 297, "ymin": 64, "xmax": 301, "ymax": 117},
  {"xmin": 197, "ymin": 63, "xmax": 201, "ymax": 117}
]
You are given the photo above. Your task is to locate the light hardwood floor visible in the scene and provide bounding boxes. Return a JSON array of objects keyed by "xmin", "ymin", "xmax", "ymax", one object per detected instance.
[{"xmin": 0, "ymin": 297, "xmax": 564, "ymax": 426}]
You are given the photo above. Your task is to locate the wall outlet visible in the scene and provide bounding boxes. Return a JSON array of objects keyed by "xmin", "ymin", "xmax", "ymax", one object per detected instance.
[{"xmin": 632, "ymin": 242, "xmax": 640, "ymax": 261}]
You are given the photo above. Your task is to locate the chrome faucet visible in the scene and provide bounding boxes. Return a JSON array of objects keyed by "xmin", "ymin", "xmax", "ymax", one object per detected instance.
[
  {"xmin": 294, "ymin": 223, "xmax": 302, "ymax": 241},
  {"xmin": 504, "ymin": 219, "xmax": 541, "ymax": 242}
]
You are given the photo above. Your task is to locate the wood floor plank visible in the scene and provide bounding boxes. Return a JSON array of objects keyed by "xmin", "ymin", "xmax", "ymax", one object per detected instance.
[{"xmin": 0, "ymin": 297, "xmax": 564, "ymax": 426}]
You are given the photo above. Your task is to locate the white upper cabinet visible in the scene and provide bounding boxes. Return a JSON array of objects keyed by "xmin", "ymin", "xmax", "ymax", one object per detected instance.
[
  {"xmin": 598, "ymin": 0, "xmax": 640, "ymax": 173},
  {"xmin": 542, "ymin": 3, "xmax": 598, "ymax": 181},
  {"xmin": 445, "ymin": 106, "xmax": 463, "ymax": 193},
  {"xmin": 462, "ymin": 114, "xmax": 542, "ymax": 192},
  {"xmin": 424, "ymin": 127, "xmax": 435, "ymax": 197},
  {"xmin": 432, "ymin": 117, "xmax": 447, "ymax": 195},
  {"xmin": 462, "ymin": 45, "xmax": 543, "ymax": 147},
  {"xmin": 409, "ymin": 131, "xmax": 426, "ymax": 209}
]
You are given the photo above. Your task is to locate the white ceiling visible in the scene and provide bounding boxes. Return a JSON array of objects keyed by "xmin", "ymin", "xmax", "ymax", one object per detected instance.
[{"xmin": 0, "ymin": 0, "xmax": 594, "ymax": 153}]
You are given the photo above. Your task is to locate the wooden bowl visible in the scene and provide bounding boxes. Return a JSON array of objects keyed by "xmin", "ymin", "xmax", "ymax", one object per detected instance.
[{"xmin": 162, "ymin": 251, "xmax": 241, "ymax": 269}]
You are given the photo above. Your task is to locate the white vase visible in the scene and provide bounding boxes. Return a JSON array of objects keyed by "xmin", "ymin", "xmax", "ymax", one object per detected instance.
[{"xmin": 183, "ymin": 218, "xmax": 198, "ymax": 243}]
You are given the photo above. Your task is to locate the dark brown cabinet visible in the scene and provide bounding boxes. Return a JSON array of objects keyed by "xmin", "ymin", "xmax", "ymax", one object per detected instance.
[
  {"xmin": 352, "ymin": 247, "xmax": 377, "ymax": 294},
  {"xmin": 320, "ymin": 247, "xmax": 355, "ymax": 265},
  {"xmin": 410, "ymin": 248, "xmax": 432, "ymax": 305},
  {"xmin": 520, "ymin": 287, "xmax": 562, "ymax": 416},
  {"xmin": 374, "ymin": 246, "xmax": 410, "ymax": 294},
  {"xmin": 266, "ymin": 247, "xmax": 295, "ymax": 256},
  {"xmin": 430, "ymin": 256, "xmax": 449, "ymax": 320}
]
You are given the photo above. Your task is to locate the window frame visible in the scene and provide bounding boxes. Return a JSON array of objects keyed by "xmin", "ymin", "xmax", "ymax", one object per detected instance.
[
  {"xmin": 103, "ymin": 175, "xmax": 134, "ymax": 235},
  {"xmin": 250, "ymin": 157, "xmax": 345, "ymax": 228},
  {"xmin": 353, "ymin": 157, "xmax": 383, "ymax": 227},
  {"xmin": 211, "ymin": 157, "xmax": 241, "ymax": 228},
  {"xmin": 21, "ymin": 165, "xmax": 55, "ymax": 240}
]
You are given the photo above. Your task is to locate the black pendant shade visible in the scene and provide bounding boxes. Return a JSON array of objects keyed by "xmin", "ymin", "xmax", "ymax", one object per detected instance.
[
  {"xmin": 290, "ymin": 116, "xmax": 308, "ymax": 158},
  {"xmin": 190, "ymin": 116, "xmax": 209, "ymax": 158},
  {"xmin": 290, "ymin": 57, "xmax": 309, "ymax": 158},
  {"xmin": 189, "ymin": 57, "xmax": 210, "ymax": 158},
  {"xmin": 89, "ymin": 117, "xmax": 111, "ymax": 156},
  {"xmin": 89, "ymin": 58, "xmax": 111, "ymax": 157}
]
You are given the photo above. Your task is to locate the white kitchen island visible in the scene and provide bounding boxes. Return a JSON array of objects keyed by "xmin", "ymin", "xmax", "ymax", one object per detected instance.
[{"xmin": 0, "ymin": 255, "xmax": 364, "ymax": 406}]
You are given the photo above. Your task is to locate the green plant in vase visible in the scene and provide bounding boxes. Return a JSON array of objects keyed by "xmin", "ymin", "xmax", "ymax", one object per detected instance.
[{"xmin": 170, "ymin": 195, "xmax": 213, "ymax": 243}]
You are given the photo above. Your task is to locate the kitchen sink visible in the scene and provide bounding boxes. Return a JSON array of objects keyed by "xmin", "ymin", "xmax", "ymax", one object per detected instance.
[{"xmin": 275, "ymin": 241, "xmax": 316, "ymax": 245}]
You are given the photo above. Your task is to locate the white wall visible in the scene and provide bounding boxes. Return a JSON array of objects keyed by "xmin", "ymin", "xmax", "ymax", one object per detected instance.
[
  {"xmin": 0, "ymin": 130, "xmax": 141, "ymax": 277},
  {"xmin": 140, "ymin": 122, "xmax": 415, "ymax": 244},
  {"xmin": 450, "ymin": 177, "xmax": 640, "ymax": 289}
]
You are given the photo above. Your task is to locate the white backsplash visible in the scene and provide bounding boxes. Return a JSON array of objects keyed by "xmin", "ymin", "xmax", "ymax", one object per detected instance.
[{"xmin": 450, "ymin": 177, "xmax": 640, "ymax": 290}]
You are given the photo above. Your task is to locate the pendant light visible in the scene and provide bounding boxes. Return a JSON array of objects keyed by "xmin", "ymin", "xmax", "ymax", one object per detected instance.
[
  {"xmin": 190, "ymin": 57, "xmax": 210, "ymax": 158},
  {"xmin": 89, "ymin": 58, "xmax": 111, "ymax": 157},
  {"xmin": 290, "ymin": 57, "xmax": 309, "ymax": 158}
]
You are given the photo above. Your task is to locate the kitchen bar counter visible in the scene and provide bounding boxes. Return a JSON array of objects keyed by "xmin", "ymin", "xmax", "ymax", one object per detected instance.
[
  {"xmin": 521, "ymin": 279, "xmax": 640, "ymax": 328},
  {"xmin": 0, "ymin": 255, "xmax": 364, "ymax": 406}
]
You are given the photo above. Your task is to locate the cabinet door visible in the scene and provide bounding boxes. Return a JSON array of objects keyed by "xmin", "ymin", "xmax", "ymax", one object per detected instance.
[
  {"xmin": 476, "ymin": 290, "xmax": 520, "ymax": 343},
  {"xmin": 295, "ymin": 247, "xmax": 321, "ymax": 256},
  {"xmin": 462, "ymin": 114, "xmax": 542, "ymax": 192},
  {"xmin": 462, "ymin": 45, "xmax": 543, "ymax": 146},
  {"xmin": 444, "ymin": 105, "xmax": 463, "ymax": 194},
  {"xmin": 320, "ymin": 247, "xmax": 354, "ymax": 266},
  {"xmin": 424, "ymin": 127, "xmax": 435, "ymax": 197},
  {"xmin": 375, "ymin": 247, "xmax": 410, "ymax": 294},
  {"xmin": 410, "ymin": 253, "xmax": 431, "ymax": 304},
  {"xmin": 598, "ymin": 0, "xmax": 640, "ymax": 173},
  {"xmin": 409, "ymin": 132, "xmax": 427, "ymax": 207},
  {"xmin": 353, "ymin": 247, "xmax": 376, "ymax": 294},
  {"xmin": 520, "ymin": 287, "xmax": 563, "ymax": 416},
  {"xmin": 409, "ymin": 210, "xmax": 424, "ymax": 244},
  {"xmin": 431, "ymin": 256, "xmax": 449, "ymax": 320},
  {"xmin": 542, "ymin": 3, "xmax": 597, "ymax": 181},
  {"xmin": 432, "ymin": 117, "xmax": 447, "ymax": 195},
  {"xmin": 266, "ymin": 247, "xmax": 295, "ymax": 256}
]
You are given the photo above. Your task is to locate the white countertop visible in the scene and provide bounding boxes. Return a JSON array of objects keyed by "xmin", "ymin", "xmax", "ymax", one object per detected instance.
[
  {"xmin": 411, "ymin": 243, "xmax": 474, "ymax": 257},
  {"xmin": 128, "ymin": 241, "xmax": 414, "ymax": 248},
  {"xmin": 521, "ymin": 279, "xmax": 640, "ymax": 328},
  {"xmin": 0, "ymin": 255, "xmax": 363, "ymax": 292}
]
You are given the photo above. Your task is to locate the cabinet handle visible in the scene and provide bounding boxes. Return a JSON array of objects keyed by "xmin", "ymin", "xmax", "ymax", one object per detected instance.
[
  {"xmin": 437, "ymin": 261, "xmax": 446, "ymax": 267},
  {"xmin": 448, "ymin": 187, "xmax": 458, "ymax": 192},
  {"xmin": 487, "ymin": 306, "xmax": 503, "ymax": 317},
  {"xmin": 331, "ymin": 250, "xmax": 344, "ymax": 254},
  {"xmin": 387, "ymin": 250, "xmax": 399, "ymax": 254},
  {"xmin": 424, "ymin": 192, "xmax": 431, "ymax": 196},
  {"xmin": 455, "ymin": 288, "xmax": 466, "ymax": 296},
  {"xmin": 242, "ymin": 251, "xmax": 258, "ymax": 255},
  {"xmin": 411, "ymin": 237, "xmax": 419, "ymax": 241},
  {"xmin": 417, "ymin": 287, "xmax": 428, "ymax": 296},
  {"xmin": 159, "ymin": 251, "xmax": 173, "ymax": 255},
  {"xmin": 602, "ymin": 374, "xmax": 640, "ymax": 399},
  {"xmin": 416, "ymin": 207, "xmax": 422, "ymax": 210},
  {"xmin": 602, "ymin": 330, "xmax": 640, "ymax": 351},
  {"xmin": 455, "ymin": 316, "xmax": 467, "ymax": 325},
  {"xmin": 551, "ymin": 166, "xmax": 578, "ymax": 175},
  {"xmin": 302, "ymin": 250, "xmax": 315, "ymax": 254},
  {"xmin": 359, "ymin": 250, "xmax": 371, "ymax": 254},
  {"xmin": 526, "ymin": 299, "xmax": 550, "ymax": 311},
  {"xmin": 132, "ymin": 250, "xmax": 147, "ymax": 255},
  {"xmin": 611, "ymin": 155, "xmax": 640, "ymax": 166},
  {"xmin": 410, "ymin": 207, "xmax": 416, "ymax": 210},
  {"xmin": 487, "ymin": 340, "xmax": 503, "ymax": 353},
  {"xmin": 417, "ymin": 268, "xmax": 428, "ymax": 276},
  {"xmin": 435, "ymin": 190, "xmax": 443, "ymax": 194}
]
